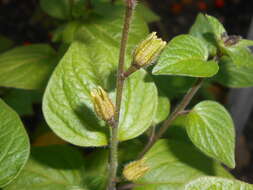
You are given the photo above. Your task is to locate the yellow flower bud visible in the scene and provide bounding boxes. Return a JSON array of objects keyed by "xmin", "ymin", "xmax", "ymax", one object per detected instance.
[
  {"xmin": 90, "ymin": 87, "xmax": 115, "ymax": 122},
  {"xmin": 123, "ymin": 158, "xmax": 149, "ymax": 181},
  {"xmin": 133, "ymin": 32, "xmax": 166, "ymax": 67}
]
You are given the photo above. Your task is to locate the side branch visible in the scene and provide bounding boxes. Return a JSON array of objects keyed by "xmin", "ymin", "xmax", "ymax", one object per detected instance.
[{"xmin": 138, "ymin": 78, "xmax": 204, "ymax": 158}]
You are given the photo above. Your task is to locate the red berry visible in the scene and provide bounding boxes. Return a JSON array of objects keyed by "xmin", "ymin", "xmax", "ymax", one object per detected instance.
[
  {"xmin": 171, "ymin": 3, "xmax": 183, "ymax": 14},
  {"xmin": 23, "ymin": 41, "xmax": 31, "ymax": 46},
  {"xmin": 197, "ymin": 1, "xmax": 207, "ymax": 11},
  {"xmin": 215, "ymin": 0, "xmax": 225, "ymax": 8},
  {"xmin": 182, "ymin": 0, "xmax": 193, "ymax": 5}
]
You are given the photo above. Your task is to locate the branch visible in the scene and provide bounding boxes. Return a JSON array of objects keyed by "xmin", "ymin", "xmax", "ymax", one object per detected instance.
[
  {"xmin": 107, "ymin": 1, "xmax": 135, "ymax": 190},
  {"xmin": 138, "ymin": 78, "xmax": 204, "ymax": 158}
]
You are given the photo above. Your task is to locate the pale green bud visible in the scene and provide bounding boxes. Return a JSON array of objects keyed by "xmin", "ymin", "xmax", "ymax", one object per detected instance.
[
  {"xmin": 90, "ymin": 87, "xmax": 115, "ymax": 122},
  {"xmin": 133, "ymin": 32, "xmax": 166, "ymax": 67},
  {"xmin": 123, "ymin": 158, "xmax": 149, "ymax": 181}
]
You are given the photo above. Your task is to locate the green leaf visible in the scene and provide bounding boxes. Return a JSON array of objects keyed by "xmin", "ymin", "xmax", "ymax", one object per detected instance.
[
  {"xmin": 3, "ymin": 89, "xmax": 42, "ymax": 116},
  {"xmin": 40, "ymin": 0, "xmax": 71, "ymax": 20},
  {"xmin": 185, "ymin": 177, "xmax": 253, "ymax": 190},
  {"xmin": 237, "ymin": 39, "xmax": 253, "ymax": 47},
  {"xmin": 135, "ymin": 3, "xmax": 160, "ymax": 23},
  {"xmin": 43, "ymin": 40, "xmax": 157, "ymax": 146},
  {"xmin": 221, "ymin": 43, "xmax": 253, "ymax": 67},
  {"xmin": 186, "ymin": 101, "xmax": 235, "ymax": 168},
  {"xmin": 153, "ymin": 75, "xmax": 196, "ymax": 99},
  {"xmin": 0, "ymin": 99, "xmax": 30, "ymax": 187},
  {"xmin": 205, "ymin": 15, "xmax": 226, "ymax": 39},
  {"xmin": 133, "ymin": 139, "xmax": 233, "ymax": 190},
  {"xmin": 214, "ymin": 56, "xmax": 253, "ymax": 88},
  {"xmin": 0, "ymin": 36, "xmax": 13, "ymax": 52},
  {"xmin": 62, "ymin": 21, "xmax": 82, "ymax": 43},
  {"xmin": 189, "ymin": 13, "xmax": 217, "ymax": 56},
  {"xmin": 43, "ymin": 3, "xmax": 156, "ymax": 147},
  {"xmin": 153, "ymin": 35, "xmax": 219, "ymax": 77},
  {"xmin": 0, "ymin": 44, "xmax": 57, "ymax": 89},
  {"xmin": 4, "ymin": 145, "xmax": 87, "ymax": 190},
  {"xmin": 83, "ymin": 150, "xmax": 108, "ymax": 190},
  {"xmin": 153, "ymin": 92, "xmax": 170, "ymax": 124}
]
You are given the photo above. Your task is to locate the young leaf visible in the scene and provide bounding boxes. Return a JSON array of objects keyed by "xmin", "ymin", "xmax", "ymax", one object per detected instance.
[
  {"xmin": 4, "ymin": 145, "xmax": 87, "ymax": 190},
  {"xmin": 185, "ymin": 177, "xmax": 253, "ymax": 190},
  {"xmin": 220, "ymin": 44, "xmax": 253, "ymax": 67},
  {"xmin": 0, "ymin": 44, "xmax": 57, "ymax": 89},
  {"xmin": 205, "ymin": 15, "xmax": 226, "ymax": 39},
  {"xmin": 135, "ymin": 3, "xmax": 160, "ymax": 23},
  {"xmin": 132, "ymin": 139, "xmax": 232, "ymax": 190},
  {"xmin": 214, "ymin": 56, "xmax": 253, "ymax": 88},
  {"xmin": 189, "ymin": 13, "xmax": 217, "ymax": 55},
  {"xmin": 152, "ymin": 35, "xmax": 219, "ymax": 77},
  {"xmin": 186, "ymin": 101, "xmax": 235, "ymax": 168},
  {"xmin": 40, "ymin": 0, "xmax": 71, "ymax": 20},
  {"xmin": 0, "ymin": 99, "xmax": 30, "ymax": 187}
]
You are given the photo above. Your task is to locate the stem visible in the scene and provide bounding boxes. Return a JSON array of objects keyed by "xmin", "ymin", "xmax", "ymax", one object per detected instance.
[
  {"xmin": 118, "ymin": 183, "xmax": 136, "ymax": 190},
  {"xmin": 107, "ymin": 2, "xmax": 135, "ymax": 190},
  {"xmin": 123, "ymin": 65, "xmax": 138, "ymax": 78},
  {"xmin": 86, "ymin": 0, "xmax": 93, "ymax": 9},
  {"xmin": 138, "ymin": 78, "xmax": 204, "ymax": 158}
]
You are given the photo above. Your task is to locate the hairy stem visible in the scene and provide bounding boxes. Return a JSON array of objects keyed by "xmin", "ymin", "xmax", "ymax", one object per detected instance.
[
  {"xmin": 107, "ymin": 2, "xmax": 135, "ymax": 190},
  {"xmin": 138, "ymin": 78, "xmax": 204, "ymax": 158}
]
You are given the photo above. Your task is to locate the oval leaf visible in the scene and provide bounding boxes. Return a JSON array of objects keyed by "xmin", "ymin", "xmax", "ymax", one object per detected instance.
[
  {"xmin": 43, "ymin": 41, "xmax": 157, "ymax": 146},
  {"xmin": 153, "ymin": 35, "xmax": 219, "ymax": 77},
  {"xmin": 133, "ymin": 139, "xmax": 232, "ymax": 190},
  {"xmin": 0, "ymin": 44, "xmax": 56, "ymax": 89},
  {"xmin": 0, "ymin": 99, "xmax": 30, "ymax": 187},
  {"xmin": 4, "ymin": 145, "xmax": 87, "ymax": 190},
  {"xmin": 185, "ymin": 177, "xmax": 253, "ymax": 190},
  {"xmin": 186, "ymin": 101, "xmax": 235, "ymax": 168},
  {"xmin": 214, "ymin": 56, "xmax": 253, "ymax": 88}
]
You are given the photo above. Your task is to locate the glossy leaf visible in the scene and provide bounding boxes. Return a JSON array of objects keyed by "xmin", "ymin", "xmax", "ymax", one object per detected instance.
[
  {"xmin": 189, "ymin": 13, "xmax": 217, "ymax": 55},
  {"xmin": 221, "ymin": 43, "xmax": 253, "ymax": 67},
  {"xmin": 186, "ymin": 101, "xmax": 235, "ymax": 168},
  {"xmin": 43, "ymin": 8, "xmax": 155, "ymax": 146},
  {"xmin": 40, "ymin": 0, "xmax": 71, "ymax": 20},
  {"xmin": 214, "ymin": 56, "xmax": 253, "ymax": 88},
  {"xmin": 4, "ymin": 145, "xmax": 87, "ymax": 190},
  {"xmin": 153, "ymin": 93, "xmax": 170, "ymax": 124},
  {"xmin": 0, "ymin": 99, "xmax": 30, "ymax": 187},
  {"xmin": 153, "ymin": 35, "xmax": 219, "ymax": 77},
  {"xmin": 0, "ymin": 44, "xmax": 57, "ymax": 89},
  {"xmin": 133, "ymin": 139, "xmax": 232, "ymax": 190},
  {"xmin": 205, "ymin": 15, "xmax": 226, "ymax": 39},
  {"xmin": 185, "ymin": 177, "xmax": 253, "ymax": 190},
  {"xmin": 43, "ymin": 39, "xmax": 157, "ymax": 146}
]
